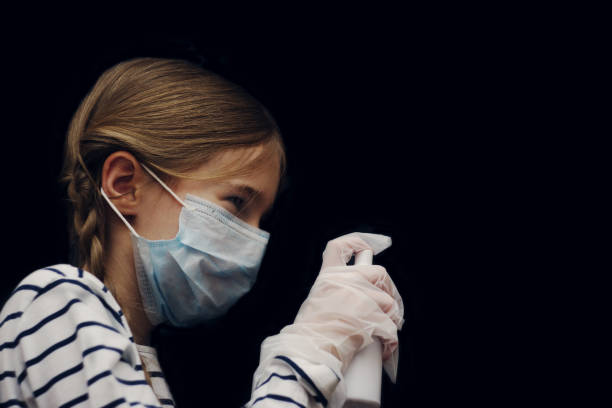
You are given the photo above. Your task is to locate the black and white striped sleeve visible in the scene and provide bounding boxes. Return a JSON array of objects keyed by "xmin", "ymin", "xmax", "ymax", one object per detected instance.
[
  {"xmin": 0, "ymin": 267, "xmax": 163, "ymax": 407},
  {"xmin": 244, "ymin": 355, "xmax": 342, "ymax": 408}
]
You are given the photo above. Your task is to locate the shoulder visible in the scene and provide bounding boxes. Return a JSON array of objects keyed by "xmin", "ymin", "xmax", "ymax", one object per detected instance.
[
  {"xmin": 1, "ymin": 264, "xmax": 109, "ymax": 315},
  {"xmin": 0, "ymin": 264, "xmax": 128, "ymax": 338},
  {"xmin": 15, "ymin": 263, "xmax": 105, "ymax": 289},
  {"xmin": 0, "ymin": 266, "xmax": 146, "ymax": 406}
]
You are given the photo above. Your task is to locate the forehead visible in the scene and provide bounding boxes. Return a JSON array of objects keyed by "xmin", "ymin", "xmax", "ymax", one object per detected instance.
[{"xmin": 189, "ymin": 144, "xmax": 281, "ymax": 195}]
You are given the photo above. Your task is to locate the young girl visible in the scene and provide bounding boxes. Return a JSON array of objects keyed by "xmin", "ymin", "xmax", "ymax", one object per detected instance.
[{"xmin": 0, "ymin": 57, "xmax": 403, "ymax": 407}]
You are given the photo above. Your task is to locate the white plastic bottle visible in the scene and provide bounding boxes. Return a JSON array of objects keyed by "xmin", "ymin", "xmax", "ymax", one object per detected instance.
[{"xmin": 342, "ymin": 249, "xmax": 383, "ymax": 408}]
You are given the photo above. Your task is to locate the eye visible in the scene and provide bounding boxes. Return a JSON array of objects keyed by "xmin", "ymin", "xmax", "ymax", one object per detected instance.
[{"xmin": 227, "ymin": 195, "xmax": 246, "ymax": 211}]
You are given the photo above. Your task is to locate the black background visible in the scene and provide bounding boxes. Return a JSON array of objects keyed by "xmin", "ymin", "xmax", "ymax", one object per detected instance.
[{"xmin": 0, "ymin": 10, "xmax": 572, "ymax": 407}]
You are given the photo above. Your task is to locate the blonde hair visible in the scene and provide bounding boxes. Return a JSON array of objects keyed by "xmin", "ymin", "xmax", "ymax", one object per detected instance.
[{"xmin": 61, "ymin": 57, "xmax": 286, "ymax": 279}]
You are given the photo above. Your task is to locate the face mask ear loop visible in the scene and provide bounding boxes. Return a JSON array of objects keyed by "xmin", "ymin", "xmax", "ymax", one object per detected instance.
[
  {"xmin": 100, "ymin": 187, "xmax": 141, "ymax": 238},
  {"xmin": 140, "ymin": 163, "xmax": 194, "ymax": 210}
]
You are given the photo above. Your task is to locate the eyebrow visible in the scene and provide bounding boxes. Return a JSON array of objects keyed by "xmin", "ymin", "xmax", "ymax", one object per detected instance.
[
  {"xmin": 227, "ymin": 183, "xmax": 262, "ymax": 200},
  {"xmin": 226, "ymin": 182, "xmax": 274, "ymax": 218}
]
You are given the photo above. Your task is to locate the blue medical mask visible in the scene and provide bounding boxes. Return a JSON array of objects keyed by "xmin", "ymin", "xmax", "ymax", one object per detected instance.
[{"xmin": 100, "ymin": 163, "xmax": 270, "ymax": 327}]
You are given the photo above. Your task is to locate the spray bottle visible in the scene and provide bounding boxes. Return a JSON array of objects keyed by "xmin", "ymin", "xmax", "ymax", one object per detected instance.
[{"xmin": 342, "ymin": 249, "xmax": 383, "ymax": 408}]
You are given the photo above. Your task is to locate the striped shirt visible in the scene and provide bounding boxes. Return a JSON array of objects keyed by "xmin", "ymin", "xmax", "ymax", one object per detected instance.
[
  {"xmin": 245, "ymin": 355, "xmax": 342, "ymax": 408},
  {"xmin": 135, "ymin": 345, "xmax": 174, "ymax": 407},
  {"xmin": 0, "ymin": 264, "xmax": 174, "ymax": 407},
  {"xmin": 1, "ymin": 264, "xmax": 340, "ymax": 407}
]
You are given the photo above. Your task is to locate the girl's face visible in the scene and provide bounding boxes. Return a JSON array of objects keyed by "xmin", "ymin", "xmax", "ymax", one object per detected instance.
[{"xmin": 133, "ymin": 146, "xmax": 281, "ymax": 241}]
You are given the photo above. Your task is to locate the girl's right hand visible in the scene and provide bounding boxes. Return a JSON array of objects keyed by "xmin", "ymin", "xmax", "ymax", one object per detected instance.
[
  {"xmin": 250, "ymin": 233, "xmax": 403, "ymax": 408},
  {"xmin": 287, "ymin": 233, "xmax": 404, "ymax": 379}
]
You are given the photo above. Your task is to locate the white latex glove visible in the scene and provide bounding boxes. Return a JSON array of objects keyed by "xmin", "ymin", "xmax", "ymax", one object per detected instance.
[{"xmin": 251, "ymin": 233, "xmax": 404, "ymax": 407}]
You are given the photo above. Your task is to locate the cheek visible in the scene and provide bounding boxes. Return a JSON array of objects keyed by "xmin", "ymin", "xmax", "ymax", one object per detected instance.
[{"xmin": 135, "ymin": 196, "xmax": 183, "ymax": 240}]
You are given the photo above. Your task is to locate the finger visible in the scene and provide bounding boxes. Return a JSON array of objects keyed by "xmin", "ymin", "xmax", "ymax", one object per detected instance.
[
  {"xmin": 317, "ymin": 267, "xmax": 404, "ymax": 328},
  {"xmin": 379, "ymin": 334, "xmax": 399, "ymax": 361},
  {"xmin": 323, "ymin": 265, "xmax": 402, "ymax": 304},
  {"xmin": 356, "ymin": 283, "xmax": 404, "ymax": 329},
  {"xmin": 352, "ymin": 265, "xmax": 403, "ymax": 312},
  {"xmin": 321, "ymin": 235, "xmax": 372, "ymax": 268}
]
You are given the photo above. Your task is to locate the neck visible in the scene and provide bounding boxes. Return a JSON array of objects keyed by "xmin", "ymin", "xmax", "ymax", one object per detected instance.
[{"xmin": 99, "ymin": 229, "xmax": 155, "ymax": 345}]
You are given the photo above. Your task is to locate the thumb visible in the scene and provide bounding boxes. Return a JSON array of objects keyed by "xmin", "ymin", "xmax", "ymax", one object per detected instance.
[{"xmin": 321, "ymin": 232, "xmax": 392, "ymax": 268}]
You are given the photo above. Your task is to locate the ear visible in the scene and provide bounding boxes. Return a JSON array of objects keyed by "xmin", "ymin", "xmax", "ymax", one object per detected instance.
[{"xmin": 101, "ymin": 151, "xmax": 148, "ymax": 216}]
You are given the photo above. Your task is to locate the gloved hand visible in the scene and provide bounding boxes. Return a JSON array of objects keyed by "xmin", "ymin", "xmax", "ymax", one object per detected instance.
[{"xmin": 251, "ymin": 232, "xmax": 404, "ymax": 407}]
